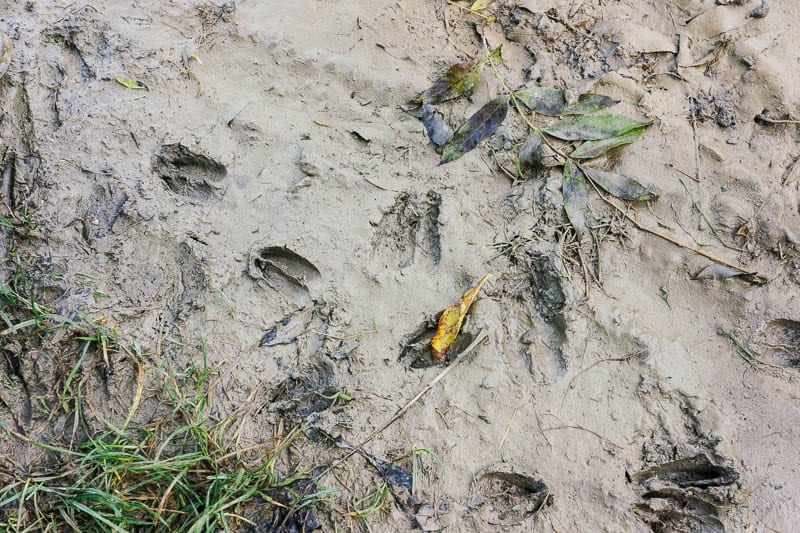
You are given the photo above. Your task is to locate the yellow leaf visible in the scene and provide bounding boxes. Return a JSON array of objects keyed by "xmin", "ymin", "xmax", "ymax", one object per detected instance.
[
  {"xmin": 431, "ymin": 273, "xmax": 491, "ymax": 361},
  {"xmin": 470, "ymin": 0, "xmax": 493, "ymax": 11},
  {"xmin": 115, "ymin": 76, "xmax": 148, "ymax": 90}
]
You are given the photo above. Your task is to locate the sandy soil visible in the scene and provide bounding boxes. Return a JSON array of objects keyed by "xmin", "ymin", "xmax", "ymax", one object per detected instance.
[{"xmin": 1, "ymin": 0, "xmax": 800, "ymax": 530}]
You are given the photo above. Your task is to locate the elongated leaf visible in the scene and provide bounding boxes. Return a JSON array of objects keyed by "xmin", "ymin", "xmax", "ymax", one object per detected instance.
[
  {"xmin": 431, "ymin": 273, "xmax": 491, "ymax": 361},
  {"xmin": 563, "ymin": 160, "xmax": 589, "ymax": 239},
  {"xmin": 418, "ymin": 60, "xmax": 481, "ymax": 105},
  {"xmin": 441, "ymin": 97, "xmax": 509, "ymax": 164},
  {"xmin": 570, "ymin": 129, "xmax": 644, "ymax": 159},
  {"xmin": 417, "ymin": 47, "xmax": 501, "ymax": 105},
  {"xmin": 470, "ymin": 0, "xmax": 493, "ymax": 10},
  {"xmin": 542, "ymin": 115, "xmax": 650, "ymax": 141},
  {"xmin": 562, "ymin": 93, "xmax": 620, "ymax": 115},
  {"xmin": 513, "ymin": 87, "xmax": 566, "ymax": 116},
  {"xmin": 115, "ymin": 76, "xmax": 147, "ymax": 90},
  {"xmin": 581, "ymin": 165, "xmax": 656, "ymax": 202}
]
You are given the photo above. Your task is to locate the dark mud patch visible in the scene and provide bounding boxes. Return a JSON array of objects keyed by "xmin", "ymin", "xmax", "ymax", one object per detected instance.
[
  {"xmin": 175, "ymin": 242, "xmax": 207, "ymax": 320},
  {"xmin": 152, "ymin": 143, "xmax": 227, "ymax": 202}
]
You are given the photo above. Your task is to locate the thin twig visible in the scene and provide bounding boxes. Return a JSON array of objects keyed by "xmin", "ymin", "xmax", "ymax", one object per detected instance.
[
  {"xmin": 316, "ymin": 330, "xmax": 490, "ymax": 479},
  {"xmin": 542, "ymin": 425, "xmax": 621, "ymax": 449},
  {"xmin": 498, "ymin": 406, "xmax": 519, "ymax": 450},
  {"xmin": 583, "ymin": 176, "xmax": 765, "ymax": 281}
]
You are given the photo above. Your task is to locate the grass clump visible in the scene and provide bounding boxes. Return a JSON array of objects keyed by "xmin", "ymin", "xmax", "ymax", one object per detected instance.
[{"xmin": 0, "ymin": 268, "xmax": 328, "ymax": 532}]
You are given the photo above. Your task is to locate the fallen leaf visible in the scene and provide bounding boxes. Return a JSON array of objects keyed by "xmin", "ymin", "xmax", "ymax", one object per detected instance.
[
  {"xmin": 518, "ymin": 131, "xmax": 543, "ymax": 167},
  {"xmin": 441, "ymin": 96, "xmax": 509, "ymax": 164},
  {"xmin": 470, "ymin": 0, "xmax": 494, "ymax": 10},
  {"xmin": 513, "ymin": 86, "xmax": 566, "ymax": 116},
  {"xmin": 115, "ymin": 76, "xmax": 148, "ymax": 90},
  {"xmin": 580, "ymin": 165, "xmax": 656, "ymax": 201},
  {"xmin": 417, "ymin": 47, "xmax": 500, "ymax": 105},
  {"xmin": 562, "ymin": 93, "xmax": 620, "ymax": 115},
  {"xmin": 691, "ymin": 264, "xmax": 748, "ymax": 281},
  {"xmin": 542, "ymin": 115, "xmax": 651, "ymax": 141},
  {"xmin": 570, "ymin": 129, "xmax": 644, "ymax": 159},
  {"xmin": 563, "ymin": 160, "xmax": 590, "ymax": 239},
  {"xmin": 431, "ymin": 273, "xmax": 491, "ymax": 361}
]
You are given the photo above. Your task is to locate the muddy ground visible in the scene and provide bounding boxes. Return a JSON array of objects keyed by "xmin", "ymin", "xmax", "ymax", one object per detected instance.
[{"xmin": 1, "ymin": 0, "xmax": 799, "ymax": 531}]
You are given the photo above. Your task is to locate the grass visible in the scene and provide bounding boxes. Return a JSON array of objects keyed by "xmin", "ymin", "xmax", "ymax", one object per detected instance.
[{"xmin": 0, "ymin": 265, "xmax": 331, "ymax": 532}]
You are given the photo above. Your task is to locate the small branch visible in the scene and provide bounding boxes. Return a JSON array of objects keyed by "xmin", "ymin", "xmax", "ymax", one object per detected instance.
[
  {"xmin": 316, "ymin": 329, "xmax": 490, "ymax": 479},
  {"xmin": 565, "ymin": 350, "xmax": 644, "ymax": 393},
  {"xmin": 584, "ymin": 176, "xmax": 766, "ymax": 281}
]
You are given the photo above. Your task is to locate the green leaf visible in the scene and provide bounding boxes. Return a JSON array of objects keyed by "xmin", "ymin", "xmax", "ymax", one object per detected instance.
[
  {"xmin": 417, "ymin": 47, "xmax": 500, "ymax": 105},
  {"xmin": 570, "ymin": 129, "xmax": 644, "ymax": 159},
  {"xmin": 512, "ymin": 87, "xmax": 566, "ymax": 116},
  {"xmin": 562, "ymin": 93, "xmax": 620, "ymax": 115},
  {"xmin": 115, "ymin": 76, "xmax": 148, "ymax": 90},
  {"xmin": 542, "ymin": 115, "xmax": 651, "ymax": 141},
  {"xmin": 441, "ymin": 97, "xmax": 509, "ymax": 164},
  {"xmin": 470, "ymin": 0, "xmax": 493, "ymax": 10},
  {"xmin": 563, "ymin": 160, "xmax": 590, "ymax": 239},
  {"xmin": 580, "ymin": 165, "xmax": 656, "ymax": 202}
]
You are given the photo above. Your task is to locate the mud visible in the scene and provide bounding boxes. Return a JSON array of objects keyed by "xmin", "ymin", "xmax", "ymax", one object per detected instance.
[{"xmin": 1, "ymin": 0, "xmax": 800, "ymax": 531}]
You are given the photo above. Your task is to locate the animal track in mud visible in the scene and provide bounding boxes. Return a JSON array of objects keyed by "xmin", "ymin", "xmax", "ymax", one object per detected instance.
[
  {"xmin": 81, "ymin": 182, "xmax": 128, "ymax": 243},
  {"xmin": 468, "ymin": 469, "xmax": 552, "ymax": 528},
  {"xmin": 761, "ymin": 319, "xmax": 800, "ymax": 368},
  {"xmin": 152, "ymin": 143, "xmax": 227, "ymax": 202},
  {"xmin": 631, "ymin": 454, "xmax": 740, "ymax": 532},
  {"xmin": 632, "ymin": 378, "xmax": 743, "ymax": 531},
  {"xmin": 501, "ymin": 243, "xmax": 569, "ymax": 374},
  {"xmin": 247, "ymin": 244, "xmax": 323, "ymax": 304},
  {"xmin": 371, "ymin": 190, "xmax": 441, "ymax": 269}
]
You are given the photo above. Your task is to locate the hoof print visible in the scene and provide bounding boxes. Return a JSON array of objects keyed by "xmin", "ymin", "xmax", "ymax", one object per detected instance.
[
  {"xmin": 247, "ymin": 244, "xmax": 322, "ymax": 303},
  {"xmin": 153, "ymin": 143, "xmax": 227, "ymax": 201},
  {"xmin": 469, "ymin": 470, "xmax": 552, "ymax": 527},
  {"xmin": 371, "ymin": 190, "xmax": 441, "ymax": 269},
  {"xmin": 632, "ymin": 454, "xmax": 740, "ymax": 532}
]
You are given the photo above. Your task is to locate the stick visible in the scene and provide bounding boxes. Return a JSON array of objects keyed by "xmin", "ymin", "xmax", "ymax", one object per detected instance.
[
  {"xmin": 586, "ymin": 178, "xmax": 766, "ymax": 281},
  {"xmin": 316, "ymin": 329, "xmax": 489, "ymax": 479}
]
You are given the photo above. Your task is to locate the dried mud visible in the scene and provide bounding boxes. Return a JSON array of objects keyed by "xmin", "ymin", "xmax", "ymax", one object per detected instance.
[{"xmin": 1, "ymin": 0, "xmax": 799, "ymax": 531}]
